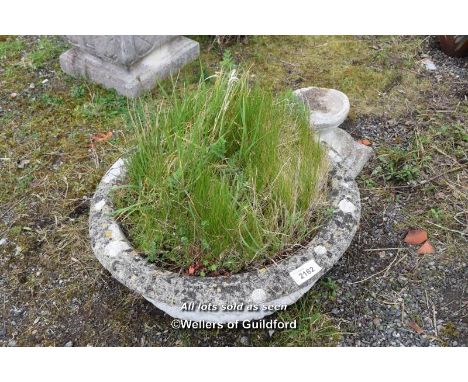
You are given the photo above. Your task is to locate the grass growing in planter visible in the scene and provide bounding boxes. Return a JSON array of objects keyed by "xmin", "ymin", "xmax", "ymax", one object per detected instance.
[{"xmin": 115, "ymin": 68, "xmax": 327, "ymax": 274}]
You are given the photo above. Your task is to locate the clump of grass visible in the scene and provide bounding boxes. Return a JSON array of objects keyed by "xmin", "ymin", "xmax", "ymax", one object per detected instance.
[
  {"xmin": 116, "ymin": 67, "xmax": 327, "ymax": 274},
  {"xmin": 26, "ymin": 36, "xmax": 65, "ymax": 69}
]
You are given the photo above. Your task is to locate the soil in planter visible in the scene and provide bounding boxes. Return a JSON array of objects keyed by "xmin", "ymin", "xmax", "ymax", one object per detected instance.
[
  {"xmin": 296, "ymin": 87, "xmax": 331, "ymax": 113},
  {"xmin": 114, "ymin": 66, "xmax": 328, "ymax": 276}
]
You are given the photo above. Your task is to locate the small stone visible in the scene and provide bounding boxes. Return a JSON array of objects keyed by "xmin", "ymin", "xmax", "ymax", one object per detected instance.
[
  {"xmin": 0, "ymin": 238, "xmax": 7, "ymax": 246},
  {"xmin": 421, "ymin": 58, "xmax": 436, "ymax": 71},
  {"xmin": 239, "ymin": 336, "xmax": 249, "ymax": 346},
  {"xmin": 29, "ymin": 83, "xmax": 35, "ymax": 89},
  {"xmin": 41, "ymin": 79, "xmax": 49, "ymax": 84},
  {"xmin": 331, "ymin": 308, "xmax": 340, "ymax": 315},
  {"xmin": 64, "ymin": 341, "xmax": 73, "ymax": 347},
  {"xmin": 10, "ymin": 92, "xmax": 18, "ymax": 98},
  {"xmin": 314, "ymin": 245, "xmax": 327, "ymax": 256},
  {"xmin": 17, "ymin": 159, "xmax": 30, "ymax": 169},
  {"xmin": 8, "ymin": 339, "xmax": 17, "ymax": 346},
  {"xmin": 435, "ymin": 192, "xmax": 446, "ymax": 200}
]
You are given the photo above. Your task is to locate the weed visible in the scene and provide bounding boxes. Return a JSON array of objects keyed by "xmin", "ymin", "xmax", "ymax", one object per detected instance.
[
  {"xmin": 373, "ymin": 146, "xmax": 421, "ymax": 183},
  {"xmin": 40, "ymin": 93, "xmax": 64, "ymax": 107},
  {"xmin": 321, "ymin": 277, "xmax": 339, "ymax": 300},
  {"xmin": 430, "ymin": 208, "xmax": 443, "ymax": 222},
  {"xmin": 75, "ymin": 90, "xmax": 128, "ymax": 120},
  {"xmin": 70, "ymin": 84, "xmax": 87, "ymax": 99},
  {"xmin": 268, "ymin": 289, "xmax": 341, "ymax": 346}
]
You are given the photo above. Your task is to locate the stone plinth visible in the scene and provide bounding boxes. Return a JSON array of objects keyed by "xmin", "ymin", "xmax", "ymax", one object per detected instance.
[{"xmin": 60, "ymin": 35, "xmax": 199, "ymax": 97}]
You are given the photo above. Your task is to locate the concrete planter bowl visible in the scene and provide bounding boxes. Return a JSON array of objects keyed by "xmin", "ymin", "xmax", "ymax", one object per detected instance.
[
  {"xmin": 88, "ymin": 88, "xmax": 373, "ymax": 323},
  {"xmin": 294, "ymin": 87, "xmax": 350, "ymax": 130}
]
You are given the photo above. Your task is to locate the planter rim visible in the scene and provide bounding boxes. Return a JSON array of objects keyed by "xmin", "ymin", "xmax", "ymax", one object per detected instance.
[{"xmin": 89, "ymin": 145, "xmax": 362, "ymax": 323}]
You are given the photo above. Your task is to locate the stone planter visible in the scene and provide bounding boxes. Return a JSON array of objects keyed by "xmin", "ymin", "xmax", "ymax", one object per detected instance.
[
  {"xmin": 88, "ymin": 88, "xmax": 372, "ymax": 323},
  {"xmin": 60, "ymin": 35, "xmax": 199, "ymax": 97}
]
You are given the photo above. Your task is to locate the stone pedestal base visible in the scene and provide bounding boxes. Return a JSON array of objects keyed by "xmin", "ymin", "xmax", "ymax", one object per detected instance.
[{"xmin": 60, "ymin": 36, "xmax": 199, "ymax": 97}]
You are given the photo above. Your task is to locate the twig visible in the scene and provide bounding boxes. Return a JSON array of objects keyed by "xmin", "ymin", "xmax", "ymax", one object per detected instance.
[
  {"xmin": 418, "ymin": 165, "xmax": 466, "ymax": 186},
  {"xmin": 425, "ymin": 220, "xmax": 467, "ymax": 237},
  {"xmin": 432, "ymin": 304, "xmax": 438, "ymax": 337},
  {"xmin": 433, "ymin": 147, "xmax": 460, "ymax": 165},
  {"xmin": 425, "ymin": 289, "xmax": 430, "ymax": 311}
]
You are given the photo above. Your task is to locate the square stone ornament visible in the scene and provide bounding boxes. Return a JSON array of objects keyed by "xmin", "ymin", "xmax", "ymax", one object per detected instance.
[{"xmin": 60, "ymin": 35, "xmax": 200, "ymax": 97}]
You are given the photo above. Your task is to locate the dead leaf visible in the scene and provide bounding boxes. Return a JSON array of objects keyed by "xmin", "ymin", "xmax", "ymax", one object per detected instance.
[
  {"xmin": 358, "ymin": 138, "xmax": 372, "ymax": 146},
  {"xmin": 404, "ymin": 229, "xmax": 428, "ymax": 245},
  {"xmin": 408, "ymin": 321, "xmax": 424, "ymax": 334},
  {"xmin": 91, "ymin": 131, "xmax": 113, "ymax": 142},
  {"xmin": 417, "ymin": 240, "xmax": 435, "ymax": 255},
  {"xmin": 188, "ymin": 265, "xmax": 196, "ymax": 275}
]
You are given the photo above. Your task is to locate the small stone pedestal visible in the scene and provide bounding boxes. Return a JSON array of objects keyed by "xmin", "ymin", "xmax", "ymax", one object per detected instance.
[{"xmin": 60, "ymin": 35, "xmax": 200, "ymax": 97}]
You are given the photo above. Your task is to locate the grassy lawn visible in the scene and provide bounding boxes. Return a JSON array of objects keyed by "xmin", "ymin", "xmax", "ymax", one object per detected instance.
[{"xmin": 0, "ymin": 35, "xmax": 466, "ymax": 346}]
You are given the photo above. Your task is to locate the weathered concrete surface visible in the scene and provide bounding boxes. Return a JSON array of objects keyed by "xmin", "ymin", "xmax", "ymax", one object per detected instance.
[
  {"xmin": 317, "ymin": 127, "xmax": 373, "ymax": 179},
  {"xmin": 294, "ymin": 86, "xmax": 373, "ymax": 179},
  {"xmin": 60, "ymin": 36, "xmax": 199, "ymax": 97},
  {"xmin": 64, "ymin": 36, "xmax": 176, "ymax": 66},
  {"xmin": 294, "ymin": 87, "xmax": 350, "ymax": 129}
]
